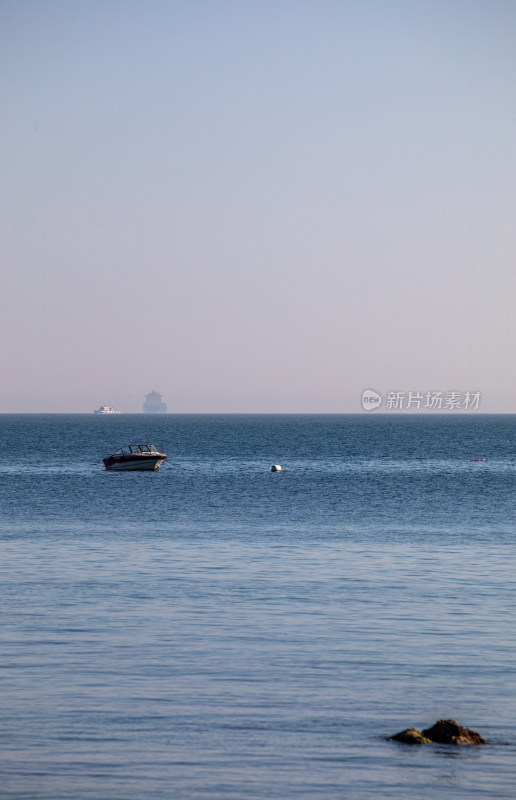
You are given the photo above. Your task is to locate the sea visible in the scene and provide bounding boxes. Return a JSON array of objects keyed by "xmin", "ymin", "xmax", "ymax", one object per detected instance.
[{"xmin": 0, "ymin": 413, "xmax": 515, "ymax": 799}]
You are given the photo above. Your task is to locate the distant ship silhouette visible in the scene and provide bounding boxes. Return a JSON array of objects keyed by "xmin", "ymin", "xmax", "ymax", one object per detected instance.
[{"xmin": 143, "ymin": 390, "xmax": 167, "ymax": 414}]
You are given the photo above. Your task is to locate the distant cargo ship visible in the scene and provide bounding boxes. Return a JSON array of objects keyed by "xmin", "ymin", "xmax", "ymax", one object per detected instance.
[
  {"xmin": 94, "ymin": 405, "xmax": 120, "ymax": 415},
  {"xmin": 143, "ymin": 390, "xmax": 167, "ymax": 414}
]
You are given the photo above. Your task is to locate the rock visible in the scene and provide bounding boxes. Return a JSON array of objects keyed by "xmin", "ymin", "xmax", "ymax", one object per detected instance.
[
  {"xmin": 387, "ymin": 719, "xmax": 487, "ymax": 746},
  {"xmin": 387, "ymin": 728, "xmax": 431, "ymax": 744},
  {"xmin": 421, "ymin": 719, "xmax": 486, "ymax": 746}
]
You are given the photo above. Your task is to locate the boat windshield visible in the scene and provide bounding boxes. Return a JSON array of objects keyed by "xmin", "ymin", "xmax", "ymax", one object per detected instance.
[{"xmin": 112, "ymin": 443, "xmax": 162, "ymax": 456}]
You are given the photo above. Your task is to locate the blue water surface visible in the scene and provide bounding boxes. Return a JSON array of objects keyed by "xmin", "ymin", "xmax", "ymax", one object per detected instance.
[{"xmin": 0, "ymin": 414, "xmax": 515, "ymax": 799}]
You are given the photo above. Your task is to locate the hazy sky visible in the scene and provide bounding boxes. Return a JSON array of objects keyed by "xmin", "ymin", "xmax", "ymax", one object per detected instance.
[{"xmin": 2, "ymin": 0, "xmax": 515, "ymax": 412}]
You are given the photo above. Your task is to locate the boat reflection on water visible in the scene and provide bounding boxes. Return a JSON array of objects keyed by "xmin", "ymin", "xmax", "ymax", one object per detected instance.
[{"xmin": 103, "ymin": 443, "xmax": 167, "ymax": 471}]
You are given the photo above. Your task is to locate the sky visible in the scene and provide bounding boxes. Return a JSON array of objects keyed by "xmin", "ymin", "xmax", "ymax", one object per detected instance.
[{"xmin": 1, "ymin": 0, "xmax": 515, "ymax": 412}]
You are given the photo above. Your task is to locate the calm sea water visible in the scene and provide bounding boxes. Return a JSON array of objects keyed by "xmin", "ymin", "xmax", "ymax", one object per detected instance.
[{"xmin": 0, "ymin": 414, "xmax": 515, "ymax": 799}]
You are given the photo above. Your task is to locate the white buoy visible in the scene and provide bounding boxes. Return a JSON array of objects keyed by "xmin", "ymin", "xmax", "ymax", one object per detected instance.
[{"xmin": 270, "ymin": 464, "xmax": 282, "ymax": 472}]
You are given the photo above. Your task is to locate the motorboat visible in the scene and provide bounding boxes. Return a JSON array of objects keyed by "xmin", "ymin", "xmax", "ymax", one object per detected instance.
[
  {"xmin": 94, "ymin": 405, "xmax": 120, "ymax": 414},
  {"xmin": 103, "ymin": 443, "xmax": 167, "ymax": 471}
]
